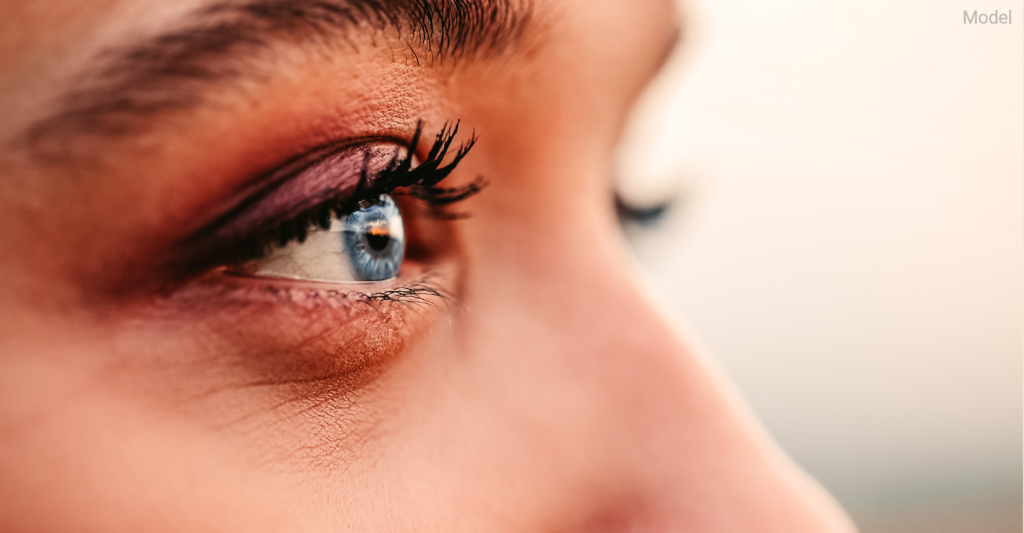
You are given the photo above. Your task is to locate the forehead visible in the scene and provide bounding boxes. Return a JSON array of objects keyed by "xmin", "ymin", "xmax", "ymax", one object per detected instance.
[{"xmin": 2, "ymin": 0, "xmax": 678, "ymax": 153}]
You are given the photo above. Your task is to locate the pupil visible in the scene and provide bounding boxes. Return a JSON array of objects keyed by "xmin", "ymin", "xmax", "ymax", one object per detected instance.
[{"xmin": 365, "ymin": 230, "xmax": 391, "ymax": 251}]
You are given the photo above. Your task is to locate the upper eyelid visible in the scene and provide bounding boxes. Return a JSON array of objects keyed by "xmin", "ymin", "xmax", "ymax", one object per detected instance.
[
  {"xmin": 172, "ymin": 139, "xmax": 408, "ymax": 272},
  {"xmin": 207, "ymin": 132, "xmax": 411, "ymax": 223},
  {"xmin": 193, "ymin": 120, "xmax": 433, "ymax": 244},
  {"xmin": 206, "ymin": 142, "xmax": 406, "ymax": 243}
]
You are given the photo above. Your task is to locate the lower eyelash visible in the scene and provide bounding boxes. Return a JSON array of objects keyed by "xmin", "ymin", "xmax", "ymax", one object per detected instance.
[
  {"xmin": 199, "ymin": 266, "xmax": 450, "ymax": 313},
  {"xmin": 367, "ymin": 280, "xmax": 448, "ymax": 305}
]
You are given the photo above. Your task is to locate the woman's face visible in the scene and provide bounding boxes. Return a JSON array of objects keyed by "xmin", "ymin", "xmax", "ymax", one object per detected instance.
[{"xmin": 0, "ymin": 0, "xmax": 855, "ymax": 530}]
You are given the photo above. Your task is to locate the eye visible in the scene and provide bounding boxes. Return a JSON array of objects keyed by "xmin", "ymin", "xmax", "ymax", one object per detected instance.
[
  {"xmin": 174, "ymin": 121, "xmax": 483, "ymax": 284},
  {"xmin": 253, "ymin": 195, "xmax": 405, "ymax": 283}
]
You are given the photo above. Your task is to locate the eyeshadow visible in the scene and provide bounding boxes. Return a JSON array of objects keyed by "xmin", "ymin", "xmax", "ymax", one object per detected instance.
[
  {"xmin": 207, "ymin": 143, "xmax": 405, "ymax": 246},
  {"xmin": 168, "ymin": 142, "xmax": 406, "ymax": 277}
]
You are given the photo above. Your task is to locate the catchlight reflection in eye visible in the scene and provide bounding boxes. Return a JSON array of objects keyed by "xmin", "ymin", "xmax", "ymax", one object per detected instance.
[{"xmin": 254, "ymin": 195, "xmax": 405, "ymax": 283}]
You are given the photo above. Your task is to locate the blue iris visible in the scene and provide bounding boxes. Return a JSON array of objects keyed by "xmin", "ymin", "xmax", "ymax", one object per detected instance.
[{"xmin": 342, "ymin": 195, "xmax": 405, "ymax": 281}]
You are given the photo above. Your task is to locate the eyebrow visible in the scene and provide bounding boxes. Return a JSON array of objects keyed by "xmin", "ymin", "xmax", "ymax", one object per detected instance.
[{"xmin": 23, "ymin": 0, "xmax": 533, "ymax": 153}]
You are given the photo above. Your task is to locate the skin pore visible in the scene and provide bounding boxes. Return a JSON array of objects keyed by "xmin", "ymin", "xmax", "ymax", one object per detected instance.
[{"xmin": 0, "ymin": 0, "xmax": 857, "ymax": 531}]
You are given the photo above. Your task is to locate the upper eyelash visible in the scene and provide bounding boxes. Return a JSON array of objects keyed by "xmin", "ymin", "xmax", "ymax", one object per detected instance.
[{"xmin": 263, "ymin": 119, "xmax": 484, "ymax": 251}]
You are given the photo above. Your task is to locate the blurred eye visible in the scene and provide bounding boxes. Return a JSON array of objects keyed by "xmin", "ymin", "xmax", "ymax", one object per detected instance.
[
  {"xmin": 254, "ymin": 195, "xmax": 405, "ymax": 283},
  {"xmin": 615, "ymin": 193, "xmax": 672, "ymax": 228}
]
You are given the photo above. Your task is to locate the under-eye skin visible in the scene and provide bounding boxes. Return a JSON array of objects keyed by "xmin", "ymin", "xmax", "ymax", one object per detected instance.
[{"xmin": 173, "ymin": 121, "xmax": 484, "ymax": 285}]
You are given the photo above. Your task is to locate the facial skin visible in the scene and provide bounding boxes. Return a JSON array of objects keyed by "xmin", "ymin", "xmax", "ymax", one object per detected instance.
[{"xmin": 0, "ymin": 0, "xmax": 857, "ymax": 531}]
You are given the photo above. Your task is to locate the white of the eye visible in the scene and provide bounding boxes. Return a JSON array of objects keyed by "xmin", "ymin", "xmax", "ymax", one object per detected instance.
[
  {"xmin": 252, "ymin": 146, "xmax": 415, "ymax": 283},
  {"xmin": 254, "ymin": 219, "xmax": 360, "ymax": 283}
]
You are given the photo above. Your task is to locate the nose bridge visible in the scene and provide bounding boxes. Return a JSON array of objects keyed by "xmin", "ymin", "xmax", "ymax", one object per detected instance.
[
  {"xmin": 491, "ymin": 219, "xmax": 728, "ymax": 463},
  {"xmin": 462, "ymin": 205, "xmax": 856, "ymax": 532}
]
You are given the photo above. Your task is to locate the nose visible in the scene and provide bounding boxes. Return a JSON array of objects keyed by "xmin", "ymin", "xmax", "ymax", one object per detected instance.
[{"xmin": 464, "ymin": 194, "xmax": 858, "ymax": 532}]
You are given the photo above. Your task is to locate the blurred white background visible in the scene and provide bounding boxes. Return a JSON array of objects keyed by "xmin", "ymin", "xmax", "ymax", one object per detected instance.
[{"xmin": 619, "ymin": 1, "xmax": 1023, "ymax": 532}]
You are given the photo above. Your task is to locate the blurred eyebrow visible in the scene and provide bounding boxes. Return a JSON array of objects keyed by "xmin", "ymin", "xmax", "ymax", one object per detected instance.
[{"xmin": 23, "ymin": 0, "xmax": 533, "ymax": 152}]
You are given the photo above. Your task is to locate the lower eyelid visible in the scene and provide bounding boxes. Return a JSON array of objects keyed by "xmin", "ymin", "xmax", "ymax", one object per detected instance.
[
  {"xmin": 136, "ymin": 266, "xmax": 449, "ymax": 402},
  {"xmin": 200, "ymin": 264, "xmax": 441, "ymax": 309}
]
